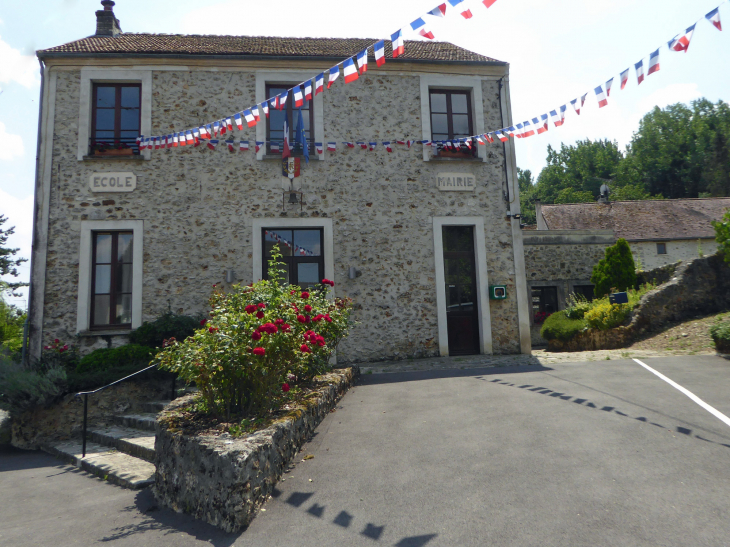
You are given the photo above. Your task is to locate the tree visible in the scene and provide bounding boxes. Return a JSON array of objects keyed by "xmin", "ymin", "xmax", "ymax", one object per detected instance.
[
  {"xmin": 713, "ymin": 209, "xmax": 730, "ymax": 265},
  {"xmin": 590, "ymin": 238, "xmax": 637, "ymax": 297},
  {"xmin": 517, "ymin": 168, "xmax": 537, "ymax": 225},
  {"xmin": 0, "ymin": 215, "xmax": 27, "ymax": 297}
]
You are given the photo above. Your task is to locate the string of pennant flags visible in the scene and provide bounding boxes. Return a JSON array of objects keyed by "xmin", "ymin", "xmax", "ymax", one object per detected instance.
[{"xmin": 134, "ymin": 0, "xmax": 726, "ymax": 156}]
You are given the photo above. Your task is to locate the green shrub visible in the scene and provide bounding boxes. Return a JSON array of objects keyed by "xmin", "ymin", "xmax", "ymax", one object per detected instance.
[
  {"xmin": 591, "ymin": 238, "xmax": 637, "ymax": 298},
  {"xmin": 76, "ymin": 344, "xmax": 154, "ymax": 374},
  {"xmin": 565, "ymin": 294, "xmax": 592, "ymax": 319},
  {"xmin": 0, "ymin": 355, "xmax": 67, "ymax": 417},
  {"xmin": 712, "ymin": 209, "xmax": 730, "ymax": 265},
  {"xmin": 155, "ymin": 246, "xmax": 353, "ymax": 418},
  {"xmin": 584, "ymin": 301, "xmax": 631, "ymax": 330},
  {"xmin": 710, "ymin": 316, "xmax": 730, "ymax": 352},
  {"xmin": 129, "ymin": 312, "xmax": 203, "ymax": 349},
  {"xmin": 540, "ymin": 312, "xmax": 588, "ymax": 341}
]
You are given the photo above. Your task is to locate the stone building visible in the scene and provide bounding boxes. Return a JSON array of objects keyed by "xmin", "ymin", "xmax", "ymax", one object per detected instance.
[{"xmin": 28, "ymin": 1, "xmax": 532, "ymax": 364}]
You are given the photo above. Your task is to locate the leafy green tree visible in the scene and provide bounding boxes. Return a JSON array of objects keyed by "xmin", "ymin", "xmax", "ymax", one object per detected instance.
[
  {"xmin": 590, "ymin": 238, "xmax": 637, "ymax": 297},
  {"xmin": 0, "ymin": 215, "xmax": 27, "ymax": 296},
  {"xmin": 713, "ymin": 209, "xmax": 730, "ymax": 265},
  {"xmin": 517, "ymin": 168, "xmax": 537, "ymax": 224},
  {"xmin": 0, "ymin": 299, "xmax": 25, "ymax": 356}
]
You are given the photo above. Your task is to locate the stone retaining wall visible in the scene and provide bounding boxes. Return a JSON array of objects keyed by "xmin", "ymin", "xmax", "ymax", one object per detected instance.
[{"xmin": 153, "ymin": 367, "xmax": 359, "ymax": 532}]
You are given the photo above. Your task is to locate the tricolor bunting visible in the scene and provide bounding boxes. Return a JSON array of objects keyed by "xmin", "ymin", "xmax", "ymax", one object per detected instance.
[
  {"xmin": 345, "ymin": 142, "xmax": 355, "ymax": 148},
  {"xmin": 428, "ymin": 3, "xmax": 447, "ymax": 17},
  {"xmin": 304, "ymin": 80, "xmax": 313, "ymax": 100},
  {"xmin": 668, "ymin": 25, "xmax": 695, "ymax": 53},
  {"xmin": 537, "ymin": 114, "xmax": 549, "ymax": 134},
  {"xmin": 294, "ymin": 85, "xmax": 304, "ymax": 107},
  {"xmin": 327, "ymin": 65, "xmax": 340, "ymax": 88},
  {"xmin": 549, "ymin": 107, "xmax": 562, "ymax": 127},
  {"xmin": 244, "ymin": 109, "xmax": 256, "ymax": 127},
  {"xmin": 410, "ymin": 17, "xmax": 435, "ymax": 39},
  {"xmin": 315, "ymin": 73, "xmax": 325, "ymax": 95},
  {"xmin": 225, "ymin": 118, "xmax": 233, "ymax": 132},
  {"xmin": 278, "ymin": 92, "xmax": 288, "ymax": 110},
  {"xmin": 369, "ymin": 142, "xmax": 377, "ymax": 151},
  {"xmin": 282, "ymin": 111, "xmax": 291, "ymax": 159},
  {"xmin": 327, "ymin": 142, "xmax": 337, "ymax": 152},
  {"xmin": 522, "ymin": 121, "xmax": 535, "ymax": 138},
  {"xmin": 226, "ymin": 140, "xmax": 235, "ymax": 152},
  {"xmin": 570, "ymin": 98, "xmax": 581, "ymax": 115},
  {"xmin": 239, "ymin": 141, "xmax": 249, "ymax": 151},
  {"xmin": 315, "ymin": 142, "xmax": 324, "ymax": 154},
  {"xmin": 706, "ymin": 7, "xmax": 722, "ymax": 31},
  {"xmin": 234, "ymin": 112, "xmax": 243, "ymax": 130},
  {"xmin": 255, "ymin": 141, "xmax": 263, "ymax": 153},
  {"xmin": 219, "ymin": 119, "xmax": 226, "ymax": 136},
  {"xmin": 483, "ymin": 0, "xmax": 498, "ymax": 7},
  {"xmin": 172, "ymin": 133, "xmax": 179, "ymax": 147},
  {"xmin": 207, "ymin": 139, "xmax": 218, "ymax": 150},
  {"xmin": 485, "ymin": 133, "xmax": 494, "ymax": 143},
  {"xmin": 213, "ymin": 120, "xmax": 220, "ymax": 137},
  {"xmin": 384, "ymin": 141, "xmax": 393, "ymax": 152},
  {"xmin": 635, "ymin": 59, "xmax": 645, "ymax": 84},
  {"xmin": 252, "ymin": 105, "xmax": 261, "ymax": 122},
  {"xmin": 476, "ymin": 135, "xmax": 485, "ymax": 144},
  {"xmin": 594, "ymin": 85, "xmax": 608, "ymax": 108},
  {"xmin": 357, "ymin": 49, "xmax": 368, "ymax": 73},
  {"xmin": 496, "ymin": 131, "xmax": 509, "ymax": 142},
  {"xmin": 391, "ymin": 30, "xmax": 405, "ymax": 57},
  {"xmin": 192, "ymin": 129, "xmax": 200, "ymax": 146},
  {"xmin": 581, "ymin": 93, "xmax": 588, "ymax": 108},
  {"xmin": 374, "ymin": 40, "xmax": 386, "ymax": 67},
  {"xmin": 448, "ymin": 0, "xmax": 472, "ymax": 19},
  {"xmin": 620, "ymin": 68, "xmax": 630, "ymax": 89},
  {"xmin": 186, "ymin": 130, "xmax": 195, "ymax": 145},
  {"xmin": 605, "ymin": 77, "xmax": 614, "ymax": 97},
  {"xmin": 357, "ymin": 142, "xmax": 367, "ymax": 149},
  {"xmin": 343, "ymin": 58, "xmax": 359, "ymax": 84},
  {"xmin": 648, "ymin": 49, "xmax": 660, "ymax": 75},
  {"xmin": 260, "ymin": 103, "xmax": 269, "ymax": 118}
]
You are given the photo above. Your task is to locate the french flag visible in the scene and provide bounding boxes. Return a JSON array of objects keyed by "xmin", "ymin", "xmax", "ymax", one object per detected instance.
[
  {"xmin": 207, "ymin": 139, "xmax": 218, "ymax": 151},
  {"xmin": 239, "ymin": 140, "xmax": 249, "ymax": 151},
  {"xmin": 271, "ymin": 142, "xmax": 280, "ymax": 153},
  {"xmin": 391, "ymin": 30, "xmax": 404, "ymax": 58},
  {"xmin": 315, "ymin": 142, "xmax": 324, "ymax": 154},
  {"xmin": 606, "ymin": 77, "xmax": 614, "ymax": 97},
  {"xmin": 343, "ymin": 58, "xmax": 359, "ymax": 84},
  {"xmin": 252, "ymin": 105, "xmax": 261, "ymax": 122},
  {"xmin": 177, "ymin": 133, "xmax": 185, "ymax": 147},
  {"xmin": 282, "ymin": 114, "xmax": 291, "ymax": 158},
  {"xmin": 485, "ymin": 133, "xmax": 494, "ymax": 143},
  {"xmin": 315, "ymin": 73, "xmax": 325, "ymax": 95},
  {"xmin": 327, "ymin": 66, "xmax": 340, "ymax": 88},
  {"xmin": 200, "ymin": 126, "xmax": 210, "ymax": 139},
  {"xmin": 550, "ymin": 108, "xmax": 562, "ymax": 127},
  {"xmin": 357, "ymin": 49, "xmax": 368, "ymax": 73},
  {"xmin": 260, "ymin": 102, "xmax": 269, "ymax": 118},
  {"xmin": 171, "ymin": 133, "xmax": 178, "ymax": 147},
  {"xmin": 571, "ymin": 98, "xmax": 581, "ymax": 115},
  {"xmin": 357, "ymin": 142, "xmax": 367, "ymax": 149},
  {"xmin": 192, "ymin": 129, "xmax": 200, "ymax": 146},
  {"xmin": 166, "ymin": 135, "xmax": 173, "ymax": 148},
  {"xmin": 581, "ymin": 93, "xmax": 588, "ymax": 108},
  {"xmin": 255, "ymin": 141, "xmax": 264, "ymax": 153},
  {"xmin": 186, "ymin": 131, "xmax": 194, "ymax": 145},
  {"xmin": 620, "ymin": 68, "xmax": 630, "ymax": 90},
  {"xmin": 225, "ymin": 117, "xmax": 233, "ymax": 132},
  {"xmin": 226, "ymin": 140, "xmax": 235, "ymax": 152},
  {"xmin": 369, "ymin": 142, "xmax": 377, "ymax": 151},
  {"xmin": 304, "ymin": 79, "xmax": 313, "ymax": 100},
  {"xmin": 515, "ymin": 123, "xmax": 524, "ymax": 138},
  {"xmin": 154, "ymin": 137, "xmax": 160, "ymax": 150},
  {"xmin": 278, "ymin": 92, "xmax": 288, "ymax": 110},
  {"xmin": 410, "ymin": 17, "xmax": 435, "ymax": 39},
  {"xmin": 384, "ymin": 141, "xmax": 393, "ymax": 152},
  {"xmin": 495, "ymin": 131, "xmax": 509, "ymax": 142},
  {"xmin": 706, "ymin": 7, "xmax": 722, "ymax": 31},
  {"xmin": 595, "ymin": 85, "xmax": 608, "ymax": 108},
  {"xmin": 234, "ymin": 113, "xmax": 244, "ymax": 130},
  {"xmin": 635, "ymin": 60, "xmax": 645, "ymax": 84},
  {"xmin": 462, "ymin": 138, "xmax": 472, "ymax": 149},
  {"xmin": 668, "ymin": 25, "xmax": 696, "ymax": 53},
  {"xmin": 482, "ymin": 0, "xmax": 498, "ymax": 7},
  {"xmin": 505, "ymin": 127, "xmax": 517, "ymax": 138},
  {"xmin": 205, "ymin": 124, "xmax": 213, "ymax": 138},
  {"xmin": 136, "ymin": 135, "xmax": 142, "ymax": 147},
  {"xmin": 476, "ymin": 135, "xmax": 485, "ymax": 144},
  {"xmin": 537, "ymin": 114, "xmax": 549, "ymax": 134},
  {"xmin": 219, "ymin": 119, "xmax": 227, "ymax": 136},
  {"xmin": 344, "ymin": 142, "xmax": 355, "ymax": 148},
  {"xmin": 648, "ymin": 49, "xmax": 660, "ymax": 75},
  {"xmin": 448, "ymin": 0, "xmax": 472, "ymax": 19},
  {"xmin": 522, "ymin": 121, "xmax": 535, "ymax": 138},
  {"xmin": 374, "ymin": 40, "xmax": 386, "ymax": 67},
  {"xmin": 294, "ymin": 85, "xmax": 304, "ymax": 107},
  {"xmin": 243, "ymin": 109, "xmax": 256, "ymax": 127},
  {"xmin": 327, "ymin": 142, "xmax": 337, "ymax": 151},
  {"xmin": 213, "ymin": 120, "xmax": 221, "ymax": 137},
  {"xmin": 428, "ymin": 3, "xmax": 446, "ymax": 17}
]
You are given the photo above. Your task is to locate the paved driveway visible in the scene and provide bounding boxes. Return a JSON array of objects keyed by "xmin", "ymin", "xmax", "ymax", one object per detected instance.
[{"xmin": 2, "ymin": 355, "xmax": 730, "ymax": 547}]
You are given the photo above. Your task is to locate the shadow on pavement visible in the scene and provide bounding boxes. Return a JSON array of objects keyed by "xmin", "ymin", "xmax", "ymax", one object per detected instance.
[
  {"xmin": 479, "ymin": 376, "xmax": 730, "ymax": 449},
  {"xmin": 0, "ymin": 445, "xmax": 67, "ymax": 472},
  {"xmin": 360, "ymin": 363, "xmax": 553, "ymax": 386}
]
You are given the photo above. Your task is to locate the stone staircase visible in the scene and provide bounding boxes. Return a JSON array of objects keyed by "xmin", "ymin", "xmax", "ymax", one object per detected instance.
[{"xmin": 43, "ymin": 400, "xmax": 169, "ymax": 490}]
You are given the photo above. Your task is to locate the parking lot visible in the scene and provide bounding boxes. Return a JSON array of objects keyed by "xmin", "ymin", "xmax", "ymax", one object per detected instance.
[{"xmin": 2, "ymin": 355, "xmax": 729, "ymax": 547}]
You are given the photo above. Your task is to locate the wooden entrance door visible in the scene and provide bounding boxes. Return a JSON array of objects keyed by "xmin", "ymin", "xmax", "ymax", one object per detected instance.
[{"xmin": 443, "ymin": 226, "xmax": 480, "ymax": 356}]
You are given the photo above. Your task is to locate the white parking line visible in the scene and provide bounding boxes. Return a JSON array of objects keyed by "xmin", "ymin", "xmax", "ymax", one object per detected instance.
[{"xmin": 633, "ymin": 359, "xmax": 730, "ymax": 429}]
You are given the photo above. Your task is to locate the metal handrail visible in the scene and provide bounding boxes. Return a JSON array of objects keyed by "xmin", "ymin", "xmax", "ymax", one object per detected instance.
[{"xmin": 75, "ymin": 364, "xmax": 176, "ymax": 458}]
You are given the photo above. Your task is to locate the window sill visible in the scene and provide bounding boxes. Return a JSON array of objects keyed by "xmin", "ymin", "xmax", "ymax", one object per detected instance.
[
  {"xmin": 428, "ymin": 155, "xmax": 482, "ymax": 162},
  {"xmin": 82, "ymin": 155, "xmax": 146, "ymax": 161},
  {"xmin": 78, "ymin": 329, "xmax": 132, "ymax": 337}
]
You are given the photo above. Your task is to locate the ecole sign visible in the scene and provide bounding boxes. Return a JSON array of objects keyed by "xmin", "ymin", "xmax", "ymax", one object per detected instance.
[
  {"xmin": 89, "ymin": 172, "xmax": 136, "ymax": 193},
  {"xmin": 437, "ymin": 173, "xmax": 476, "ymax": 192}
]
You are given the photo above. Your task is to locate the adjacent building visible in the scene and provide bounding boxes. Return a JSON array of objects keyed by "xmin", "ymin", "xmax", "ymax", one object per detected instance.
[{"xmin": 28, "ymin": 1, "xmax": 532, "ymax": 363}]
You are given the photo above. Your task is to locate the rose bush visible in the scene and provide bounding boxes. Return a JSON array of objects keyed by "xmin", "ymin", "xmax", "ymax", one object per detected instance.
[{"xmin": 155, "ymin": 247, "xmax": 353, "ymax": 418}]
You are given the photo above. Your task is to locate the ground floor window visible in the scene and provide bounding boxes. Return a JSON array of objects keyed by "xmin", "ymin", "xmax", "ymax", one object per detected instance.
[
  {"xmin": 91, "ymin": 231, "xmax": 133, "ymax": 328},
  {"xmin": 532, "ymin": 286, "xmax": 558, "ymax": 324},
  {"xmin": 572, "ymin": 285, "xmax": 595, "ymax": 301},
  {"xmin": 262, "ymin": 228, "xmax": 324, "ymax": 288}
]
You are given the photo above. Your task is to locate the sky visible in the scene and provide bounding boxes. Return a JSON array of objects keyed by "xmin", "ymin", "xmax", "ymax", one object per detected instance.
[{"xmin": 0, "ymin": 0, "xmax": 728, "ymax": 309}]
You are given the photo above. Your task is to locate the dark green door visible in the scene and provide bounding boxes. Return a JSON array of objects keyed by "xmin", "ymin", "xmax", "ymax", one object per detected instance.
[{"xmin": 443, "ymin": 226, "xmax": 480, "ymax": 356}]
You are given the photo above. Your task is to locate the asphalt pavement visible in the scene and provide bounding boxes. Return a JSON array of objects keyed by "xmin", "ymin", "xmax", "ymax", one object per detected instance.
[{"xmin": 2, "ymin": 355, "xmax": 729, "ymax": 547}]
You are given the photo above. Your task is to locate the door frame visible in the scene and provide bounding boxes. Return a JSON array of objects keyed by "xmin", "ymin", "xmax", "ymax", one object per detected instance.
[{"xmin": 433, "ymin": 217, "xmax": 493, "ymax": 356}]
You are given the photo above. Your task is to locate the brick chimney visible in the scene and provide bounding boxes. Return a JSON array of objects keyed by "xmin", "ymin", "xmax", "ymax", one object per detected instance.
[{"xmin": 95, "ymin": 0, "xmax": 122, "ymax": 37}]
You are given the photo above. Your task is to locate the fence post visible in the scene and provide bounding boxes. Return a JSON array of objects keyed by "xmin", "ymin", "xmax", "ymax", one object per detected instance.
[{"xmin": 82, "ymin": 394, "xmax": 88, "ymax": 458}]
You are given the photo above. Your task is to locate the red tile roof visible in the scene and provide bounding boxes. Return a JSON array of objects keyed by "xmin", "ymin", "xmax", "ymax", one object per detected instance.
[
  {"xmin": 37, "ymin": 35, "xmax": 502, "ymax": 64},
  {"xmin": 540, "ymin": 198, "xmax": 730, "ymax": 241}
]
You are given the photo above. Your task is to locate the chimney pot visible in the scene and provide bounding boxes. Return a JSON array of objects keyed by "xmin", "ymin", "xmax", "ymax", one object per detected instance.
[{"xmin": 101, "ymin": 0, "xmax": 115, "ymax": 10}]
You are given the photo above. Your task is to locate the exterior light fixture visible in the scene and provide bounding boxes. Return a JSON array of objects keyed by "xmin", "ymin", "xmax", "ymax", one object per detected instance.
[
  {"xmin": 225, "ymin": 269, "xmax": 236, "ymax": 283},
  {"xmin": 349, "ymin": 267, "xmax": 358, "ymax": 279}
]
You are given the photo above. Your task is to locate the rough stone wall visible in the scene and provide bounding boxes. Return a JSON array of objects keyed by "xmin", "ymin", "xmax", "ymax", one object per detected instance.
[
  {"xmin": 631, "ymin": 239, "xmax": 717, "ymax": 271},
  {"xmin": 40, "ymin": 66, "xmax": 521, "ymax": 361},
  {"xmin": 524, "ymin": 243, "xmax": 608, "ymax": 285},
  {"xmin": 154, "ymin": 367, "xmax": 358, "ymax": 532}
]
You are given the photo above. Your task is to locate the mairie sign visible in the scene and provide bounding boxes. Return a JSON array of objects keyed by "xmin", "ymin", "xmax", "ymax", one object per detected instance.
[{"xmin": 437, "ymin": 173, "xmax": 476, "ymax": 192}]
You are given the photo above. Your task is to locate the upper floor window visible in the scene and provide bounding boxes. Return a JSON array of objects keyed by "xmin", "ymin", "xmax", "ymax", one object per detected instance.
[
  {"xmin": 657, "ymin": 243, "xmax": 667, "ymax": 255},
  {"xmin": 91, "ymin": 231, "xmax": 133, "ymax": 329},
  {"xmin": 91, "ymin": 83, "xmax": 141, "ymax": 157},
  {"xmin": 430, "ymin": 89, "xmax": 476, "ymax": 158},
  {"xmin": 263, "ymin": 228, "xmax": 324, "ymax": 289},
  {"xmin": 266, "ymin": 84, "xmax": 314, "ymax": 155}
]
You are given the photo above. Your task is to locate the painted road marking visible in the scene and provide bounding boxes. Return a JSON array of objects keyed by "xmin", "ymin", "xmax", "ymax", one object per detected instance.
[{"xmin": 633, "ymin": 358, "xmax": 730, "ymax": 429}]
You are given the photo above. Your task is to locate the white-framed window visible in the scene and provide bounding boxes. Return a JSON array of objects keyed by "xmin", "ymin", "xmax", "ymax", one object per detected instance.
[
  {"xmin": 76, "ymin": 220, "xmax": 144, "ymax": 333},
  {"xmin": 77, "ymin": 68, "xmax": 152, "ymax": 161}
]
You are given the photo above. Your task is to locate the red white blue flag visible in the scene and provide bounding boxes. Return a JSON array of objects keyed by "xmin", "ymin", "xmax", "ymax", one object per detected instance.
[
  {"xmin": 522, "ymin": 121, "xmax": 535, "ymax": 138},
  {"xmin": 260, "ymin": 102, "xmax": 269, "ymax": 118},
  {"xmin": 328, "ymin": 66, "xmax": 340, "ymax": 88},
  {"xmin": 620, "ymin": 68, "xmax": 630, "ymax": 90},
  {"xmin": 315, "ymin": 73, "xmax": 325, "ymax": 95},
  {"xmin": 357, "ymin": 49, "xmax": 368, "ymax": 74},
  {"xmin": 375, "ymin": 40, "xmax": 386, "ymax": 67},
  {"xmin": 706, "ymin": 7, "xmax": 722, "ymax": 31},
  {"xmin": 243, "ymin": 110, "xmax": 256, "ymax": 128},
  {"xmin": 384, "ymin": 141, "xmax": 393, "ymax": 152},
  {"xmin": 581, "ymin": 93, "xmax": 588, "ymax": 108},
  {"xmin": 315, "ymin": 142, "xmax": 324, "ymax": 154},
  {"xmin": 537, "ymin": 114, "xmax": 549, "ymax": 134},
  {"xmin": 648, "ymin": 49, "xmax": 660, "ymax": 75},
  {"xmin": 428, "ymin": 3, "xmax": 447, "ymax": 17},
  {"xmin": 344, "ymin": 58, "xmax": 359, "ymax": 84},
  {"xmin": 255, "ymin": 141, "xmax": 264, "ymax": 153},
  {"xmin": 282, "ymin": 111, "xmax": 291, "ymax": 159},
  {"xmin": 485, "ymin": 133, "xmax": 494, "ymax": 143},
  {"xmin": 505, "ymin": 126, "xmax": 517, "ymax": 138},
  {"xmin": 239, "ymin": 140, "xmax": 249, "ymax": 151},
  {"xmin": 171, "ymin": 133, "xmax": 178, "ymax": 147},
  {"xmin": 184, "ymin": 130, "xmax": 193, "ymax": 145},
  {"xmin": 344, "ymin": 142, "xmax": 355, "ymax": 148},
  {"xmin": 293, "ymin": 85, "xmax": 304, "ymax": 107},
  {"xmin": 369, "ymin": 142, "xmax": 377, "ymax": 151},
  {"xmin": 225, "ymin": 117, "xmax": 233, "ymax": 132},
  {"xmin": 278, "ymin": 92, "xmax": 288, "ymax": 110},
  {"xmin": 482, "ymin": 0, "xmax": 498, "ymax": 7},
  {"xmin": 357, "ymin": 142, "xmax": 367, "ymax": 149},
  {"xmin": 668, "ymin": 25, "xmax": 696, "ymax": 52},
  {"xmin": 207, "ymin": 139, "xmax": 218, "ymax": 150},
  {"xmin": 271, "ymin": 142, "xmax": 280, "ymax": 153},
  {"xmin": 226, "ymin": 140, "xmax": 235, "ymax": 152},
  {"xmin": 495, "ymin": 130, "xmax": 509, "ymax": 142},
  {"xmin": 213, "ymin": 120, "xmax": 221, "ymax": 137},
  {"xmin": 550, "ymin": 107, "xmax": 565, "ymax": 127},
  {"xmin": 327, "ymin": 142, "xmax": 337, "ymax": 151},
  {"xmin": 476, "ymin": 135, "xmax": 484, "ymax": 144},
  {"xmin": 304, "ymin": 79, "xmax": 313, "ymax": 100},
  {"xmin": 606, "ymin": 77, "xmax": 614, "ymax": 97},
  {"xmin": 252, "ymin": 105, "xmax": 261, "ymax": 122},
  {"xmin": 571, "ymin": 98, "xmax": 581, "ymax": 115},
  {"xmin": 410, "ymin": 17, "xmax": 435, "ymax": 39},
  {"xmin": 635, "ymin": 60, "xmax": 645, "ymax": 84},
  {"xmin": 448, "ymin": 0, "xmax": 472, "ymax": 19},
  {"xmin": 391, "ymin": 30, "xmax": 404, "ymax": 57},
  {"xmin": 192, "ymin": 129, "xmax": 200, "ymax": 146},
  {"xmin": 594, "ymin": 85, "xmax": 608, "ymax": 108},
  {"xmin": 200, "ymin": 125, "xmax": 210, "ymax": 139}
]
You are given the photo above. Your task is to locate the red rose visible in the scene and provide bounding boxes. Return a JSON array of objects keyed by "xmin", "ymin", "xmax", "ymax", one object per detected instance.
[
  {"xmin": 259, "ymin": 323, "xmax": 278, "ymax": 334},
  {"xmin": 301, "ymin": 291, "xmax": 310, "ymax": 299},
  {"xmin": 313, "ymin": 314, "xmax": 324, "ymax": 322},
  {"xmin": 305, "ymin": 315, "xmax": 311, "ymax": 323},
  {"xmin": 253, "ymin": 347, "xmax": 266, "ymax": 356},
  {"xmin": 245, "ymin": 304, "xmax": 257, "ymax": 314},
  {"xmin": 282, "ymin": 383, "xmax": 290, "ymax": 393},
  {"xmin": 54, "ymin": 339, "xmax": 59, "ymax": 343},
  {"xmin": 257, "ymin": 303, "xmax": 266, "ymax": 309},
  {"xmin": 209, "ymin": 327, "xmax": 218, "ymax": 333},
  {"xmin": 300, "ymin": 344, "xmax": 311, "ymax": 353},
  {"xmin": 324, "ymin": 314, "xmax": 332, "ymax": 323},
  {"xmin": 274, "ymin": 318, "xmax": 284, "ymax": 325},
  {"xmin": 292, "ymin": 304, "xmax": 299, "ymax": 312},
  {"xmin": 316, "ymin": 335, "xmax": 326, "ymax": 347},
  {"xmin": 297, "ymin": 315, "xmax": 306, "ymax": 323},
  {"xmin": 304, "ymin": 304, "xmax": 312, "ymax": 312},
  {"xmin": 281, "ymin": 324, "xmax": 292, "ymax": 332},
  {"xmin": 256, "ymin": 311, "xmax": 265, "ymax": 319},
  {"xmin": 200, "ymin": 319, "xmax": 207, "ymax": 326},
  {"xmin": 322, "ymin": 279, "xmax": 335, "ymax": 287},
  {"xmin": 252, "ymin": 331, "xmax": 262, "ymax": 341},
  {"xmin": 290, "ymin": 290, "xmax": 296, "ymax": 295}
]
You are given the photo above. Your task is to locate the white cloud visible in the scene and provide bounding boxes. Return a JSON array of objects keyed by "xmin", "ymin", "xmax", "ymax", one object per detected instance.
[
  {"xmin": 0, "ymin": 188, "xmax": 33, "ymax": 308},
  {"xmin": 0, "ymin": 35, "xmax": 39, "ymax": 89},
  {"xmin": 0, "ymin": 122, "xmax": 24, "ymax": 160}
]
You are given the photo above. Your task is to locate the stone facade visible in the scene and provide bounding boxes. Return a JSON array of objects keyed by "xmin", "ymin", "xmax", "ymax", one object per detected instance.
[
  {"xmin": 30, "ymin": 51, "xmax": 531, "ymax": 362},
  {"xmin": 630, "ymin": 239, "xmax": 717, "ymax": 271}
]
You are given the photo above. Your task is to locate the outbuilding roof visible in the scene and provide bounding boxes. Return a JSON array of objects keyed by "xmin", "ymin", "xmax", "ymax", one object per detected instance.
[
  {"xmin": 539, "ymin": 198, "xmax": 730, "ymax": 242},
  {"xmin": 37, "ymin": 35, "xmax": 503, "ymax": 64}
]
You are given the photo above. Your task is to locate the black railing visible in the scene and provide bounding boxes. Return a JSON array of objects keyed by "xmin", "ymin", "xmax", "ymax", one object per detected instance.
[
  {"xmin": 88, "ymin": 137, "xmax": 141, "ymax": 157},
  {"xmin": 75, "ymin": 365, "xmax": 176, "ymax": 458}
]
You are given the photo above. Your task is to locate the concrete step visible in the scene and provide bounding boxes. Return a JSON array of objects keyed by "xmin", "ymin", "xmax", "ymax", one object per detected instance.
[
  {"xmin": 141, "ymin": 400, "xmax": 171, "ymax": 413},
  {"xmin": 89, "ymin": 426, "xmax": 156, "ymax": 462},
  {"xmin": 111, "ymin": 413, "xmax": 158, "ymax": 432},
  {"xmin": 42, "ymin": 441, "xmax": 155, "ymax": 489}
]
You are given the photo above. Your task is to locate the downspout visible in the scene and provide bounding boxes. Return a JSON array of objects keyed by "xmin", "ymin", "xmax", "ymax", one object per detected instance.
[
  {"xmin": 22, "ymin": 58, "xmax": 46, "ymax": 366},
  {"xmin": 497, "ymin": 78, "xmax": 511, "ymax": 206}
]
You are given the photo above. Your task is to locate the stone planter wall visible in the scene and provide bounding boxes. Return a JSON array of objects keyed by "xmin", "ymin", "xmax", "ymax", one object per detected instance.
[{"xmin": 153, "ymin": 367, "xmax": 359, "ymax": 533}]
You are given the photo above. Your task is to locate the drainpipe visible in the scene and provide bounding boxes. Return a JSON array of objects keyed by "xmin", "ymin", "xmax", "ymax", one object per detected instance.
[{"xmin": 22, "ymin": 58, "xmax": 46, "ymax": 367}]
